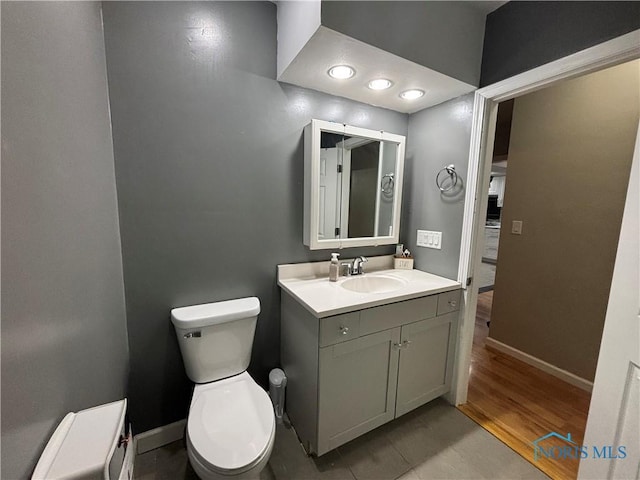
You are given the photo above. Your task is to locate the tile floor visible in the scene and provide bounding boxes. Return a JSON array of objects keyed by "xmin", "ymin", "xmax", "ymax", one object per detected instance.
[{"xmin": 133, "ymin": 398, "xmax": 548, "ymax": 480}]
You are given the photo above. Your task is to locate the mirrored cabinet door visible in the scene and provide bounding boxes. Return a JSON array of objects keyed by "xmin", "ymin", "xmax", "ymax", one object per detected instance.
[
  {"xmin": 304, "ymin": 120, "xmax": 405, "ymax": 250},
  {"xmin": 318, "ymin": 131, "xmax": 344, "ymax": 240}
]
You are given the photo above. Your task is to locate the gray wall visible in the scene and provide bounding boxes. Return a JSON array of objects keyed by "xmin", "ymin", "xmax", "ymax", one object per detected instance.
[
  {"xmin": 403, "ymin": 94, "xmax": 474, "ymax": 280},
  {"xmin": 481, "ymin": 1, "xmax": 640, "ymax": 86},
  {"xmin": 1, "ymin": 3, "xmax": 129, "ymax": 479},
  {"xmin": 321, "ymin": 1, "xmax": 486, "ymax": 86},
  {"xmin": 101, "ymin": 1, "xmax": 407, "ymax": 433}
]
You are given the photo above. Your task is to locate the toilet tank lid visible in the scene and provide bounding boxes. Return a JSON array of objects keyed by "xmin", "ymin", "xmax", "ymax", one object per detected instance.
[
  {"xmin": 32, "ymin": 399, "xmax": 126, "ymax": 480},
  {"xmin": 171, "ymin": 297, "xmax": 260, "ymax": 329}
]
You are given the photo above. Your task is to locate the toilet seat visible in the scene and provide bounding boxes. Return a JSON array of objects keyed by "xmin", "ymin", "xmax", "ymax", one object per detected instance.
[{"xmin": 187, "ymin": 372, "xmax": 275, "ymax": 476}]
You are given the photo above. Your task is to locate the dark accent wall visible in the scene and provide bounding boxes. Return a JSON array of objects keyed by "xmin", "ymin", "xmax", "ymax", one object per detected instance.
[
  {"xmin": 1, "ymin": 3, "xmax": 129, "ymax": 478},
  {"xmin": 481, "ymin": 1, "xmax": 640, "ymax": 86},
  {"xmin": 322, "ymin": 1, "xmax": 486, "ymax": 86},
  {"xmin": 101, "ymin": 1, "xmax": 407, "ymax": 433}
]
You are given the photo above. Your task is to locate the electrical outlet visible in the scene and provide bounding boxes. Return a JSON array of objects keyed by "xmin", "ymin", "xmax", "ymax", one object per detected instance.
[
  {"xmin": 417, "ymin": 230, "xmax": 442, "ymax": 249},
  {"xmin": 511, "ymin": 220, "xmax": 523, "ymax": 235}
]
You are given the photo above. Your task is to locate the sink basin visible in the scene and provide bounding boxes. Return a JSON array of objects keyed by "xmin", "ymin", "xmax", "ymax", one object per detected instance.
[{"xmin": 340, "ymin": 275, "xmax": 407, "ymax": 294}]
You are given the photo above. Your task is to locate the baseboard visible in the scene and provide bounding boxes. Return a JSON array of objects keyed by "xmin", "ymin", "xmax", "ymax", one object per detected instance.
[
  {"xmin": 485, "ymin": 337, "xmax": 593, "ymax": 392},
  {"xmin": 135, "ymin": 419, "xmax": 186, "ymax": 454}
]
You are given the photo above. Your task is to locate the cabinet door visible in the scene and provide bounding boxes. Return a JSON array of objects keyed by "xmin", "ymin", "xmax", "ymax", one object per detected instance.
[
  {"xmin": 395, "ymin": 312, "xmax": 457, "ymax": 417},
  {"xmin": 317, "ymin": 328, "xmax": 400, "ymax": 455}
]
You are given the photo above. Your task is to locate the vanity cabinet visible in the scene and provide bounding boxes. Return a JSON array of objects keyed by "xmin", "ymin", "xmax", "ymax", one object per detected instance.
[
  {"xmin": 395, "ymin": 312, "xmax": 457, "ymax": 417},
  {"xmin": 318, "ymin": 328, "xmax": 400, "ymax": 454},
  {"xmin": 281, "ymin": 289, "xmax": 460, "ymax": 456}
]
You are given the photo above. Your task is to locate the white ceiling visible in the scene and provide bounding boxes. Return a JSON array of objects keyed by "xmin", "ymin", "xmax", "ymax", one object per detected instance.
[{"xmin": 278, "ymin": 26, "xmax": 477, "ymax": 114}]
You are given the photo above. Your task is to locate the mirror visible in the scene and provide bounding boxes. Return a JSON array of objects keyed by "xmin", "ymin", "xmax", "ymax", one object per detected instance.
[{"xmin": 303, "ymin": 120, "xmax": 405, "ymax": 250}]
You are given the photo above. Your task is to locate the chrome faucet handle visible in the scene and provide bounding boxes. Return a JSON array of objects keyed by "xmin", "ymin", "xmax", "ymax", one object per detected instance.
[
  {"xmin": 340, "ymin": 263, "xmax": 352, "ymax": 276},
  {"xmin": 359, "ymin": 256, "xmax": 368, "ymax": 274},
  {"xmin": 352, "ymin": 256, "xmax": 368, "ymax": 275}
]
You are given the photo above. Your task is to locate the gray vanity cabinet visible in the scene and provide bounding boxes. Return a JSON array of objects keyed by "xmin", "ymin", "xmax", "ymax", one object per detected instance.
[
  {"xmin": 280, "ymin": 288, "xmax": 461, "ymax": 456},
  {"xmin": 318, "ymin": 328, "xmax": 400, "ymax": 454},
  {"xmin": 395, "ymin": 312, "xmax": 457, "ymax": 417}
]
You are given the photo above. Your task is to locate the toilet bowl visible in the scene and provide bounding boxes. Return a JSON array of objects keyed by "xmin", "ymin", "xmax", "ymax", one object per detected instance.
[
  {"xmin": 171, "ymin": 297, "xmax": 275, "ymax": 479},
  {"xmin": 186, "ymin": 372, "xmax": 275, "ymax": 479}
]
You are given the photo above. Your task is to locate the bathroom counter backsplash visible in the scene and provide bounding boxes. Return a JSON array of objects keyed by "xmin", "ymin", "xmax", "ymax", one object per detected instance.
[{"xmin": 277, "ymin": 255, "xmax": 461, "ymax": 318}]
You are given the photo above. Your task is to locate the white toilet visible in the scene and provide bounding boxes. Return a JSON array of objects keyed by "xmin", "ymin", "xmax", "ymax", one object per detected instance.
[{"xmin": 171, "ymin": 297, "xmax": 275, "ymax": 480}]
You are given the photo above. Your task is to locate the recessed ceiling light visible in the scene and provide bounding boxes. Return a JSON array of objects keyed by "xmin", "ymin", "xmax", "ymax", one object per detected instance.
[
  {"xmin": 400, "ymin": 89, "xmax": 425, "ymax": 100},
  {"xmin": 368, "ymin": 78, "xmax": 392, "ymax": 90},
  {"xmin": 328, "ymin": 65, "xmax": 355, "ymax": 80}
]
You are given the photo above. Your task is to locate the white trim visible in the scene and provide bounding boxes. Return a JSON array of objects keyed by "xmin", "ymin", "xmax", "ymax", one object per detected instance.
[
  {"xmin": 374, "ymin": 144, "xmax": 383, "ymax": 236},
  {"xmin": 453, "ymin": 29, "xmax": 640, "ymax": 405},
  {"xmin": 135, "ymin": 419, "xmax": 186, "ymax": 454},
  {"xmin": 119, "ymin": 433, "xmax": 136, "ymax": 480},
  {"xmin": 485, "ymin": 337, "xmax": 594, "ymax": 393},
  {"xmin": 340, "ymin": 142, "xmax": 351, "ymax": 237}
]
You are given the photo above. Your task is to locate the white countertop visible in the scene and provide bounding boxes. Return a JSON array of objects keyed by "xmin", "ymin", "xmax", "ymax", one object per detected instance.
[{"xmin": 277, "ymin": 256, "xmax": 461, "ymax": 318}]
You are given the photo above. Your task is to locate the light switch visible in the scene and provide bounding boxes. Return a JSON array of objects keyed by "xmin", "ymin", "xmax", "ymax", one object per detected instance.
[
  {"xmin": 417, "ymin": 230, "xmax": 442, "ymax": 249},
  {"xmin": 511, "ymin": 220, "xmax": 523, "ymax": 235}
]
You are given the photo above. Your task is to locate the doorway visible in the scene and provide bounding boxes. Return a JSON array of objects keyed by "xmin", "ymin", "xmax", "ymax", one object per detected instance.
[
  {"xmin": 476, "ymin": 99, "xmax": 511, "ymax": 294},
  {"xmin": 452, "ymin": 33, "xmax": 640, "ymax": 479}
]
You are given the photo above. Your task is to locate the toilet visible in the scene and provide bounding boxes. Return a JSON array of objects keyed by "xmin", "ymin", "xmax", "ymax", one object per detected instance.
[{"xmin": 171, "ymin": 297, "xmax": 275, "ymax": 480}]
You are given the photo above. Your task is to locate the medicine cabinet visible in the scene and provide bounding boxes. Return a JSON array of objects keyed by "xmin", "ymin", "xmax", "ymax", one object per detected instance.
[{"xmin": 303, "ymin": 119, "xmax": 405, "ymax": 250}]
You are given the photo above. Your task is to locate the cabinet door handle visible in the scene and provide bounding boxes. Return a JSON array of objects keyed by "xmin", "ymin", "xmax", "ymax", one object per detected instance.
[
  {"xmin": 394, "ymin": 340, "xmax": 412, "ymax": 349},
  {"xmin": 339, "ymin": 326, "xmax": 349, "ymax": 335}
]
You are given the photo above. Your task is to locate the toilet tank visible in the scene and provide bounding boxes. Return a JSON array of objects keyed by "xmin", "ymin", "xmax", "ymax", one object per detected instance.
[
  {"xmin": 32, "ymin": 400, "xmax": 131, "ymax": 480},
  {"xmin": 171, "ymin": 297, "xmax": 260, "ymax": 383}
]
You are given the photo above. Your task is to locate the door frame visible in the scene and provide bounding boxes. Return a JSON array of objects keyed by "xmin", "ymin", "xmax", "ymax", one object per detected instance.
[{"xmin": 451, "ymin": 29, "xmax": 640, "ymax": 405}]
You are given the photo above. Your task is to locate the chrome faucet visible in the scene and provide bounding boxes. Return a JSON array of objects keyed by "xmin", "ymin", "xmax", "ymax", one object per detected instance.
[{"xmin": 352, "ymin": 256, "xmax": 368, "ymax": 275}]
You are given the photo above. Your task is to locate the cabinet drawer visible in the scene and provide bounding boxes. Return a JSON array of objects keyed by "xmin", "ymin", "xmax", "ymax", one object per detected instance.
[
  {"xmin": 319, "ymin": 312, "xmax": 360, "ymax": 347},
  {"xmin": 360, "ymin": 295, "xmax": 437, "ymax": 337},
  {"xmin": 437, "ymin": 290, "xmax": 461, "ymax": 316}
]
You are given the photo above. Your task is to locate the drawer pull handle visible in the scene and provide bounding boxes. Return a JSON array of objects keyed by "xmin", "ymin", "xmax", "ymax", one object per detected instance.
[
  {"xmin": 339, "ymin": 326, "xmax": 349, "ymax": 335},
  {"xmin": 448, "ymin": 300, "xmax": 457, "ymax": 308}
]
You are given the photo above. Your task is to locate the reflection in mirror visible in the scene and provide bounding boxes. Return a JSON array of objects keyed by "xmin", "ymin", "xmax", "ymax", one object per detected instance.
[
  {"xmin": 346, "ymin": 137, "xmax": 379, "ymax": 238},
  {"xmin": 318, "ymin": 132, "xmax": 344, "ymax": 240},
  {"xmin": 318, "ymin": 132, "xmax": 399, "ymax": 240}
]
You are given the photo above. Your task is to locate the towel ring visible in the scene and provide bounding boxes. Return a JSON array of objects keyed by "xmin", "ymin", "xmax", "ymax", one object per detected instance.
[
  {"xmin": 381, "ymin": 173, "xmax": 394, "ymax": 196},
  {"xmin": 436, "ymin": 165, "xmax": 458, "ymax": 192}
]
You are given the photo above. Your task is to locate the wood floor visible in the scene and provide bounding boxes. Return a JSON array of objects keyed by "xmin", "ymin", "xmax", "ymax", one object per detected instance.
[{"xmin": 458, "ymin": 291, "xmax": 591, "ymax": 480}]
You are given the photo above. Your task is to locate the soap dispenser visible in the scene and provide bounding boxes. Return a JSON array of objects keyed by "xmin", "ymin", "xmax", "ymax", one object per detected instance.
[{"xmin": 329, "ymin": 253, "xmax": 340, "ymax": 282}]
